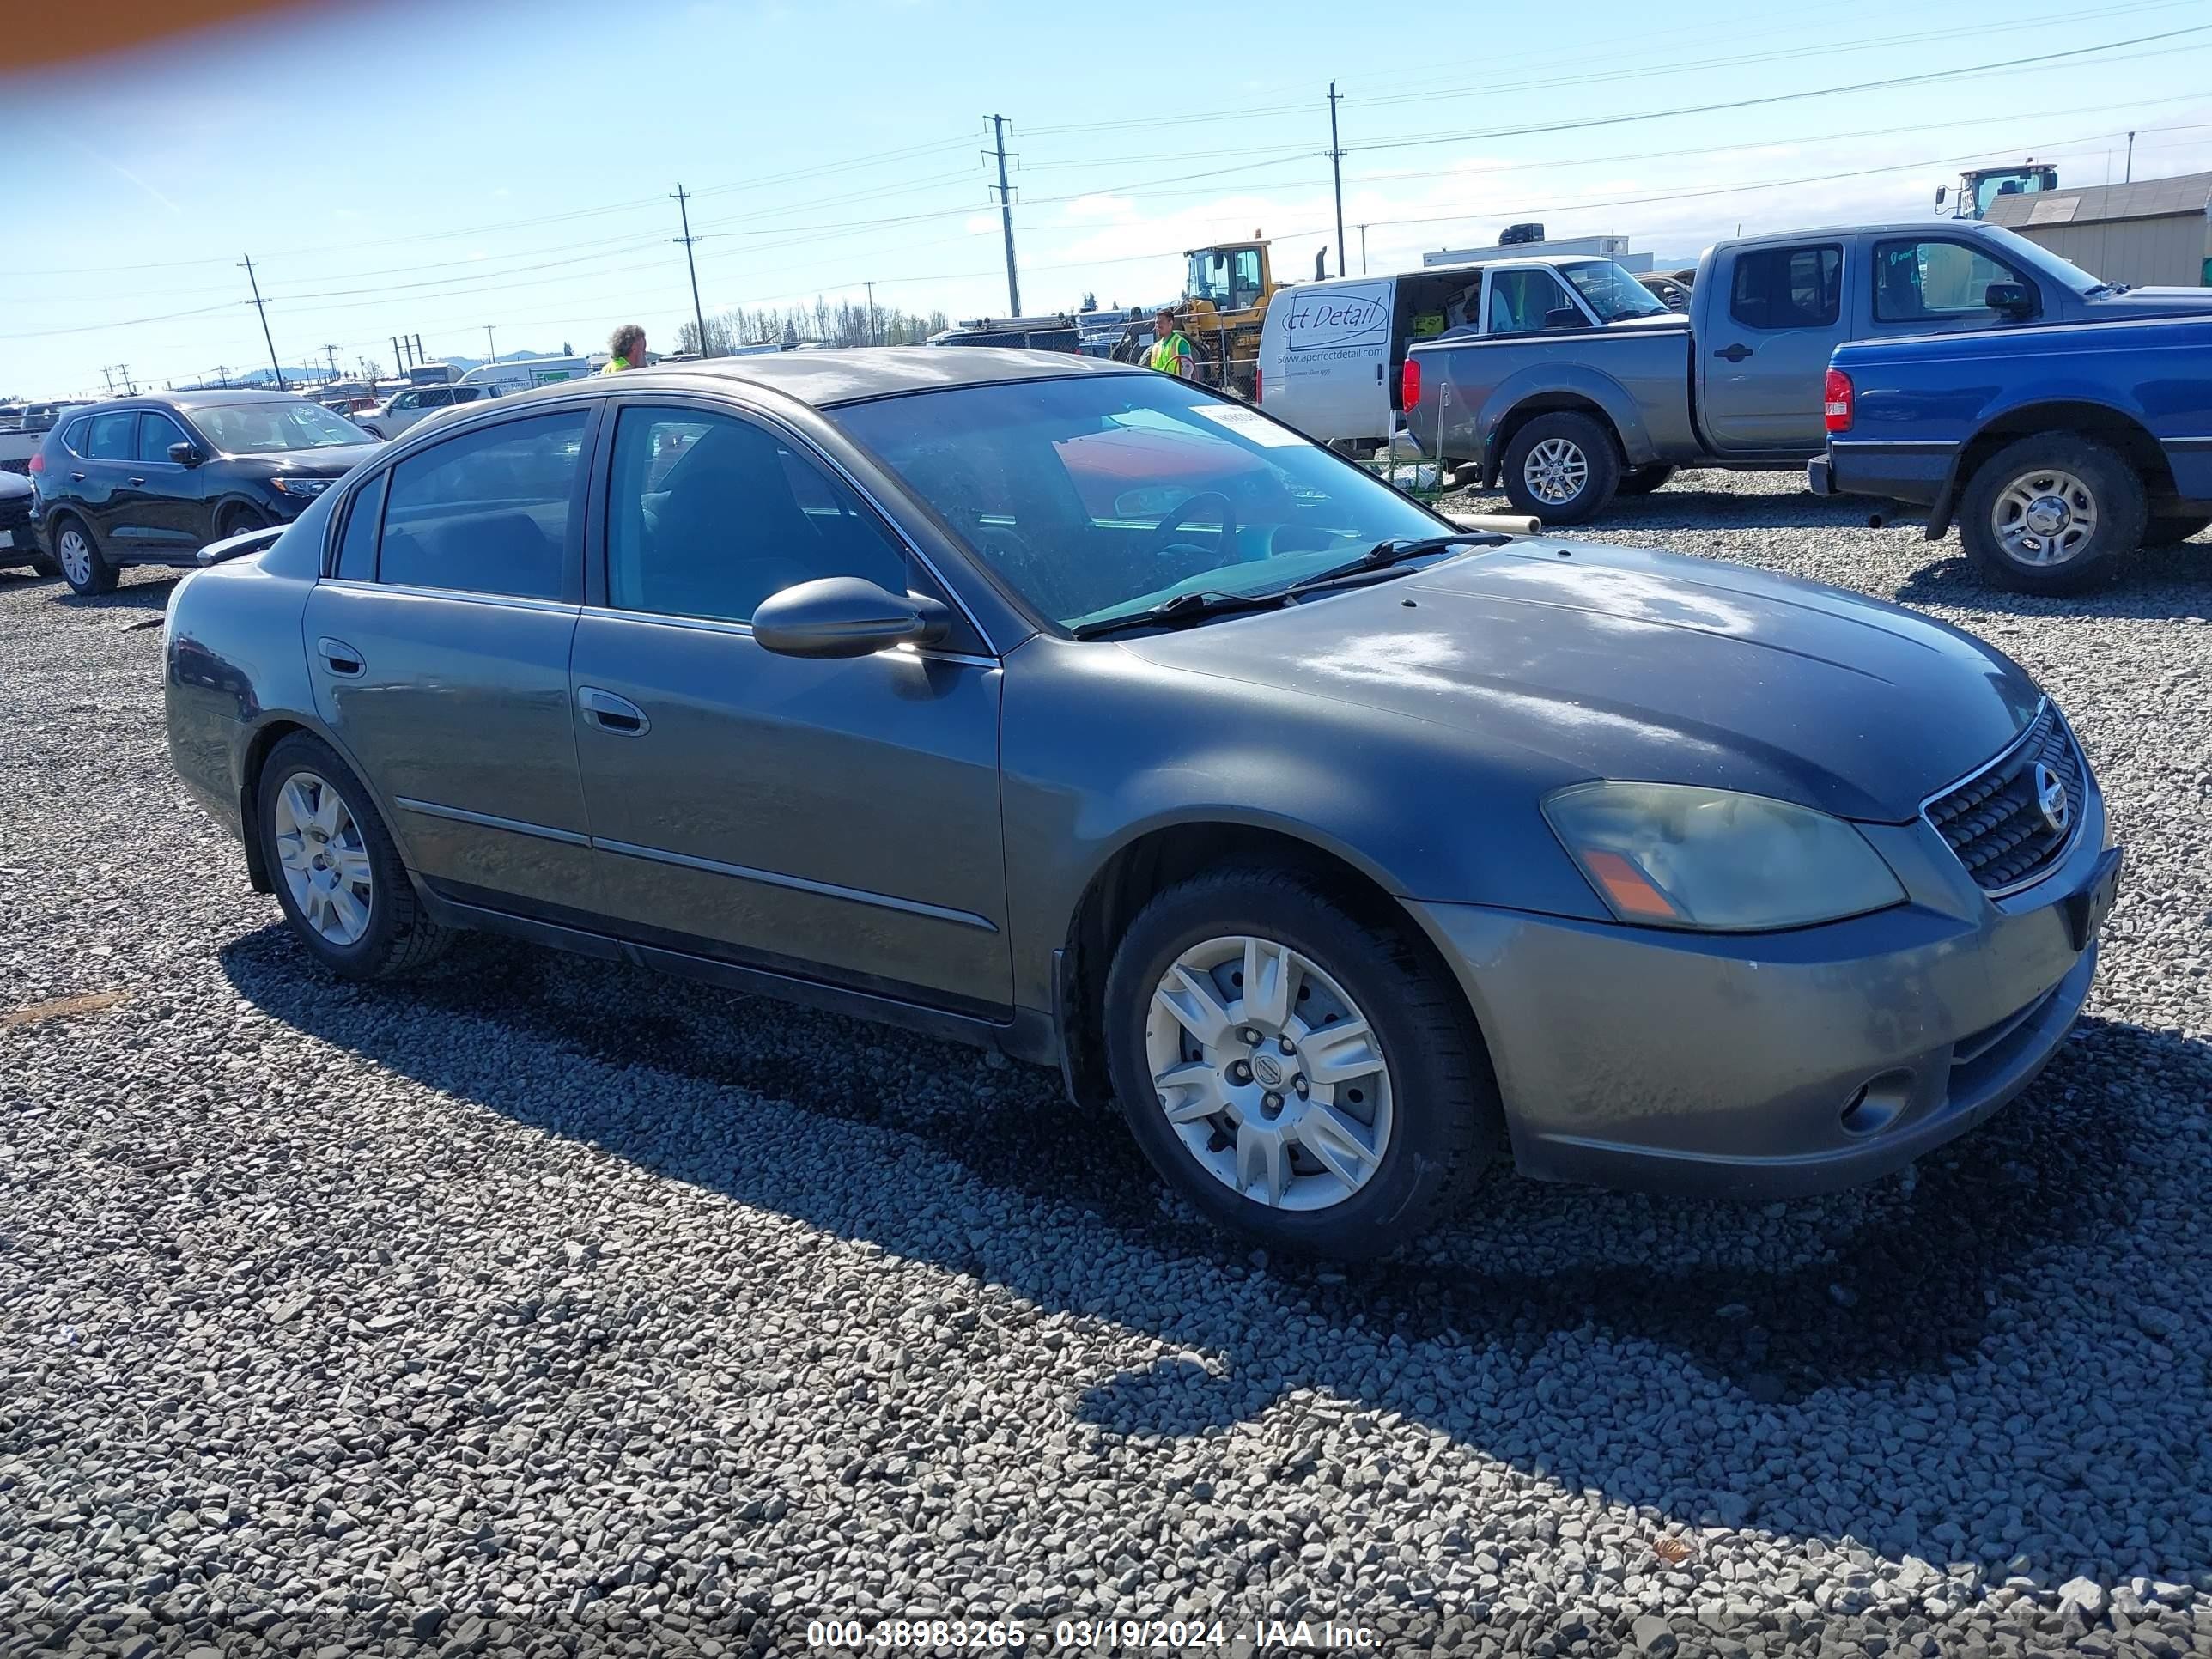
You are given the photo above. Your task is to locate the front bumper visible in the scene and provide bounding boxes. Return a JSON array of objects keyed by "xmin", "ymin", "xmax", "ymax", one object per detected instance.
[{"xmin": 1407, "ymin": 791, "xmax": 2116, "ymax": 1200}]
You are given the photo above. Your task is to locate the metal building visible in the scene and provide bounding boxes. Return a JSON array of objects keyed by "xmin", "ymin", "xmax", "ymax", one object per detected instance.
[{"xmin": 1985, "ymin": 169, "xmax": 2212, "ymax": 289}]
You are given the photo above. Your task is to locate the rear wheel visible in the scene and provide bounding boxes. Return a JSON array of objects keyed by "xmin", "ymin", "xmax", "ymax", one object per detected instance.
[
  {"xmin": 51, "ymin": 517, "xmax": 116, "ymax": 596},
  {"xmin": 1500, "ymin": 411, "xmax": 1620, "ymax": 525},
  {"xmin": 1103, "ymin": 868, "xmax": 1494, "ymax": 1258},
  {"xmin": 2145, "ymin": 514, "xmax": 2210, "ymax": 547},
  {"xmin": 1616, "ymin": 464, "xmax": 1677, "ymax": 497},
  {"xmin": 1958, "ymin": 433, "xmax": 2145, "ymax": 595},
  {"xmin": 257, "ymin": 732, "xmax": 451, "ymax": 980}
]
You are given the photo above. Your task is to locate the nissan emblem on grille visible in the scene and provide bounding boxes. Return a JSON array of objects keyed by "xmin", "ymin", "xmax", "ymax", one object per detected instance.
[
  {"xmin": 2033, "ymin": 762, "xmax": 2070, "ymax": 836},
  {"xmin": 1925, "ymin": 703, "xmax": 2086, "ymax": 894}
]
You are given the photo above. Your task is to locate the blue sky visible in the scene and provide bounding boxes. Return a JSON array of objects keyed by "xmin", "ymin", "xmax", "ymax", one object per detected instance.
[{"xmin": 4, "ymin": 0, "xmax": 2211, "ymax": 396}]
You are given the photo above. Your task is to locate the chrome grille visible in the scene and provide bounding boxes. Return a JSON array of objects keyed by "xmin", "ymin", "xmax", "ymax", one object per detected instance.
[{"xmin": 1925, "ymin": 704, "xmax": 2085, "ymax": 893}]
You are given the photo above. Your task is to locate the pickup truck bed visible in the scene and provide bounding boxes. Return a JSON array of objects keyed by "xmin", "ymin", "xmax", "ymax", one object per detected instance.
[{"xmin": 1815, "ymin": 313, "xmax": 2212, "ymax": 592}]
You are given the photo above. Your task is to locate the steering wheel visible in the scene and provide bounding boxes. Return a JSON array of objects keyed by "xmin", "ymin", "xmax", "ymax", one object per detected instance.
[{"xmin": 1142, "ymin": 491, "xmax": 1239, "ymax": 561}]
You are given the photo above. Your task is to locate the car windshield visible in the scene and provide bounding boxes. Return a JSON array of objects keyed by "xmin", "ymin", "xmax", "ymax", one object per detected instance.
[
  {"xmin": 1972, "ymin": 222, "xmax": 2107, "ymax": 295},
  {"xmin": 832, "ymin": 374, "xmax": 1455, "ymax": 631},
  {"xmin": 192, "ymin": 400, "xmax": 371, "ymax": 453},
  {"xmin": 1561, "ymin": 260, "xmax": 1670, "ymax": 321}
]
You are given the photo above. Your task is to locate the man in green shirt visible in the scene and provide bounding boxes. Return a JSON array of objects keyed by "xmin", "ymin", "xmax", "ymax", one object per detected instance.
[
  {"xmin": 600, "ymin": 323, "xmax": 647, "ymax": 374},
  {"xmin": 1144, "ymin": 308, "xmax": 1194, "ymax": 377}
]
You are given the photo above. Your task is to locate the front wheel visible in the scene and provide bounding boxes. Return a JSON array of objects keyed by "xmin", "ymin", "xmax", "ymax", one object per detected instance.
[
  {"xmin": 1500, "ymin": 411, "xmax": 1621, "ymax": 526},
  {"xmin": 51, "ymin": 517, "xmax": 117, "ymax": 596},
  {"xmin": 217, "ymin": 503, "xmax": 273, "ymax": 541},
  {"xmin": 1103, "ymin": 869, "xmax": 1494, "ymax": 1258},
  {"xmin": 258, "ymin": 732, "xmax": 451, "ymax": 980},
  {"xmin": 1958, "ymin": 433, "xmax": 2145, "ymax": 594}
]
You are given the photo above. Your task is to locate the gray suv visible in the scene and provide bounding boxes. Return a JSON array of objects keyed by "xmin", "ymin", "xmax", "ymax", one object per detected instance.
[{"xmin": 162, "ymin": 351, "xmax": 2118, "ymax": 1256}]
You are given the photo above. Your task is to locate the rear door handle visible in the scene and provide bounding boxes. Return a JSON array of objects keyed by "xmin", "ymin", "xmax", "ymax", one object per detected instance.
[
  {"xmin": 69, "ymin": 471, "xmax": 87, "ymax": 482},
  {"xmin": 127, "ymin": 476, "xmax": 146, "ymax": 485},
  {"xmin": 1713, "ymin": 343, "xmax": 1754, "ymax": 362},
  {"xmin": 576, "ymin": 685, "xmax": 649, "ymax": 736},
  {"xmin": 315, "ymin": 636, "xmax": 366, "ymax": 678}
]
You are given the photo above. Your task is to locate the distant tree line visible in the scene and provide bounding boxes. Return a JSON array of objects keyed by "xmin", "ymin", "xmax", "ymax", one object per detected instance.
[{"xmin": 678, "ymin": 298, "xmax": 952, "ymax": 354}]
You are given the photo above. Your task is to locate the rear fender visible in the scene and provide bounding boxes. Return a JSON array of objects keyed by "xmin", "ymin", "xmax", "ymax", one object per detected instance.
[{"xmin": 1479, "ymin": 364, "xmax": 1653, "ymax": 474}]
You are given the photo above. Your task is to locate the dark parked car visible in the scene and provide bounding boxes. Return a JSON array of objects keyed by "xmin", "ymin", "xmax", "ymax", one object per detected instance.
[
  {"xmin": 164, "ymin": 351, "xmax": 2119, "ymax": 1257},
  {"xmin": 33, "ymin": 390, "xmax": 380, "ymax": 595},
  {"xmin": 0, "ymin": 470, "xmax": 52, "ymax": 575}
]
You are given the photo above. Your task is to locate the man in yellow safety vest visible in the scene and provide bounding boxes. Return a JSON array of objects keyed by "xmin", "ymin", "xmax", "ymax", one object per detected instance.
[
  {"xmin": 600, "ymin": 323, "xmax": 647, "ymax": 374},
  {"xmin": 1144, "ymin": 308, "xmax": 1193, "ymax": 377}
]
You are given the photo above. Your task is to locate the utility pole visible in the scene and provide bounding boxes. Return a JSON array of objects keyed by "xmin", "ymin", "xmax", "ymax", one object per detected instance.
[
  {"xmin": 115, "ymin": 364, "xmax": 135, "ymax": 394},
  {"xmin": 865, "ymin": 281, "xmax": 878, "ymax": 346},
  {"xmin": 240, "ymin": 254, "xmax": 283, "ymax": 389},
  {"xmin": 100, "ymin": 366, "xmax": 117, "ymax": 395},
  {"xmin": 215, "ymin": 365, "xmax": 230, "ymax": 389},
  {"xmin": 672, "ymin": 184, "xmax": 710, "ymax": 356},
  {"xmin": 392, "ymin": 335, "xmax": 407, "ymax": 374},
  {"xmin": 483, "ymin": 324, "xmax": 497, "ymax": 367},
  {"xmin": 322, "ymin": 344, "xmax": 341, "ymax": 380},
  {"xmin": 2124, "ymin": 130, "xmax": 2136, "ymax": 182},
  {"xmin": 1328, "ymin": 83, "xmax": 1347, "ymax": 283},
  {"xmin": 1357, "ymin": 224, "xmax": 1370, "ymax": 276},
  {"xmin": 987, "ymin": 115, "xmax": 1022, "ymax": 316},
  {"xmin": 412, "ymin": 334, "xmax": 426, "ymax": 368}
]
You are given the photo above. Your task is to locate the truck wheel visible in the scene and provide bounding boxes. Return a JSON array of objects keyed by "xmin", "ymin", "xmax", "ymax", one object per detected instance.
[
  {"xmin": 1501, "ymin": 412, "xmax": 1620, "ymax": 525},
  {"xmin": 1958, "ymin": 434, "xmax": 2145, "ymax": 595},
  {"xmin": 1616, "ymin": 464, "xmax": 1677, "ymax": 497},
  {"xmin": 2145, "ymin": 514, "xmax": 2209, "ymax": 547}
]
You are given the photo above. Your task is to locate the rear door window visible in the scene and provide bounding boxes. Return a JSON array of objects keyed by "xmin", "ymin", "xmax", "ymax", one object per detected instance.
[
  {"xmin": 1729, "ymin": 245, "xmax": 1843, "ymax": 330},
  {"xmin": 377, "ymin": 410, "xmax": 590, "ymax": 599},
  {"xmin": 86, "ymin": 411, "xmax": 138, "ymax": 460},
  {"xmin": 333, "ymin": 471, "xmax": 388, "ymax": 581}
]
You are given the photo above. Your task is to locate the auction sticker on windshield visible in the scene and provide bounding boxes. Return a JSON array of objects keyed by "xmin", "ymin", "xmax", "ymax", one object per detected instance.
[{"xmin": 1192, "ymin": 404, "xmax": 1303, "ymax": 446}]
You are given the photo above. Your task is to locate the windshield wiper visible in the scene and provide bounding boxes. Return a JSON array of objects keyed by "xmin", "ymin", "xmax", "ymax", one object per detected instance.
[
  {"xmin": 1069, "ymin": 588, "xmax": 1289, "ymax": 640},
  {"xmin": 1285, "ymin": 533, "xmax": 1506, "ymax": 597}
]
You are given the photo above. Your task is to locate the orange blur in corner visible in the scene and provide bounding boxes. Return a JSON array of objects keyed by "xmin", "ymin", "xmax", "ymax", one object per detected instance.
[{"xmin": 0, "ymin": 0, "xmax": 340, "ymax": 70}]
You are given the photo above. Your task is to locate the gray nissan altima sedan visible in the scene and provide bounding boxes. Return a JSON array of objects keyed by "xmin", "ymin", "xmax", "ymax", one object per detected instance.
[{"xmin": 163, "ymin": 349, "xmax": 2122, "ymax": 1257}]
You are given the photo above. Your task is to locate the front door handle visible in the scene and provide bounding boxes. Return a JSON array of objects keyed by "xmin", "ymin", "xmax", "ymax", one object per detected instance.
[
  {"xmin": 576, "ymin": 685, "xmax": 650, "ymax": 736},
  {"xmin": 315, "ymin": 636, "xmax": 366, "ymax": 678},
  {"xmin": 1713, "ymin": 343, "xmax": 1754, "ymax": 362},
  {"xmin": 127, "ymin": 475, "xmax": 146, "ymax": 485}
]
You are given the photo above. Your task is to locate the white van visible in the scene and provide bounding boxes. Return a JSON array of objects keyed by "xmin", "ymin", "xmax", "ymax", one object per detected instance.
[
  {"xmin": 1255, "ymin": 255, "xmax": 1660, "ymax": 447},
  {"xmin": 457, "ymin": 355, "xmax": 596, "ymax": 395}
]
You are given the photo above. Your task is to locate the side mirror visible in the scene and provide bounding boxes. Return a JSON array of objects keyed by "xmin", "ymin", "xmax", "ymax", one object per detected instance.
[
  {"xmin": 751, "ymin": 576, "xmax": 950, "ymax": 659},
  {"xmin": 167, "ymin": 441, "xmax": 204, "ymax": 466},
  {"xmin": 1542, "ymin": 307, "xmax": 1589, "ymax": 331},
  {"xmin": 1985, "ymin": 282, "xmax": 2038, "ymax": 319}
]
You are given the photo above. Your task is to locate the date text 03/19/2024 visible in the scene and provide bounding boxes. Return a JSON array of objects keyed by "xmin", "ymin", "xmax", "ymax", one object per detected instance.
[{"xmin": 802, "ymin": 1617, "xmax": 1382, "ymax": 1650}]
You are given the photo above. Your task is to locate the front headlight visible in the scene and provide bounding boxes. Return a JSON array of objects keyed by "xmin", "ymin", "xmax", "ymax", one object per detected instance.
[
  {"xmin": 270, "ymin": 476, "xmax": 333, "ymax": 497},
  {"xmin": 1543, "ymin": 781, "xmax": 1905, "ymax": 932}
]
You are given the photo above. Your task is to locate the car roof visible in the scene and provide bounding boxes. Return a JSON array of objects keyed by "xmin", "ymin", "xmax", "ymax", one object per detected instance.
[
  {"xmin": 496, "ymin": 346, "xmax": 1145, "ymax": 411},
  {"xmin": 58, "ymin": 387, "xmax": 325, "ymax": 418}
]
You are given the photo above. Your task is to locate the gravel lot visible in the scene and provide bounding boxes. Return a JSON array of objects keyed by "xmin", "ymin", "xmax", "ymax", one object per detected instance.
[{"xmin": 3, "ymin": 472, "xmax": 2209, "ymax": 1659}]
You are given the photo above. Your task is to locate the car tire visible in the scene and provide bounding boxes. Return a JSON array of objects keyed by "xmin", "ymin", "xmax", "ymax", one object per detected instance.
[
  {"xmin": 1500, "ymin": 411, "xmax": 1621, "ymax": 525},
  {"xmin": 217, "ymin": 503, "xmax": 273, "ymax": 540},
  {"xmin": 2144, "ymin": 514, "xmax": 2209, "ymax": 547},
  {"xmin": 257, "ymin": 732, "xmax": 451, "ymax": 981},
  {"xmin": 1958, "ymin": 433, "xmax": 2146, "ymax": 595},
  {"xmin": 50, "ymin": 515, "xmax": 117, "ymax": 596},
  {"xmin": 1616, "ymin": 464, "xmax": 1677, "ymax": 497},
  {"xmin": 1102, "ymin": 867, "xmax": 1495, "ymax": 1259}
]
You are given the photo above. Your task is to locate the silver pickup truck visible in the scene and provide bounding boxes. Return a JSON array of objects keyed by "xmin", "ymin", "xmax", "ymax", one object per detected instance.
[{"xmin": 1402, "ymin": 219, "xmax": 2212, "ymax": 524}]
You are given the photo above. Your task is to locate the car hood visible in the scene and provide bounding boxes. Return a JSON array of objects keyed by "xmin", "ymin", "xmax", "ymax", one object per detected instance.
[
  {"xmin": 232, "ymin": 441, "xmax": 384, "ymax": 475},
  {"xmin": 0, "ymin": 471, "xmax": 30, "ymax": 500},
  {"xmin": 1119, "ymin": 539, "xmax": 2043, "ymax": 822},
  {"xmin": 2081, "ymin": 286, "xmax": 2212, "ymax": 319}
]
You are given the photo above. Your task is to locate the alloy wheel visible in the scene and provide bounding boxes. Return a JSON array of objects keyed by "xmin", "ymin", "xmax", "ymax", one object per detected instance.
[
  {"xmin": 1144, "ymin": 934, "xmax": 1395, "ymax": 1212},
  {"xmin": 57, "ymin": 526, "xmax": 93, "ymax": 587},
  {"xmin": 1993, "ymin": 468, "xmax": 2098, "ymax": 567},
  {"xmin": 1522, "ymin": 437, "xmax": 1589, "ymax": 507},
  {"xmin": 272, "ymin": 770, "xmax": 374, "ymax": 946}
]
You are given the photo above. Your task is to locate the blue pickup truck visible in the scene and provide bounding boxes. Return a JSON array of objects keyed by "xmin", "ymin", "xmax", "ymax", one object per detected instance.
[{"xmin": 1813, "ymin": 313, "xmax": 2212, "ymax": 592}]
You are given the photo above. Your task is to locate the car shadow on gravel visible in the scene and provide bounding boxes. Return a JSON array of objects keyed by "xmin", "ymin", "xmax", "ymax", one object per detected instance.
[
  {"xmin": 220, "ymin": 923, "xmax": 2206, "ymax": 1563},
  {"xmin": 49, "ymin": 574, "xmax": 180, "ymax": 611},
  {"xmin": 1896, "ymin": 545, "xmax": 2212, "ymax": 613}
]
